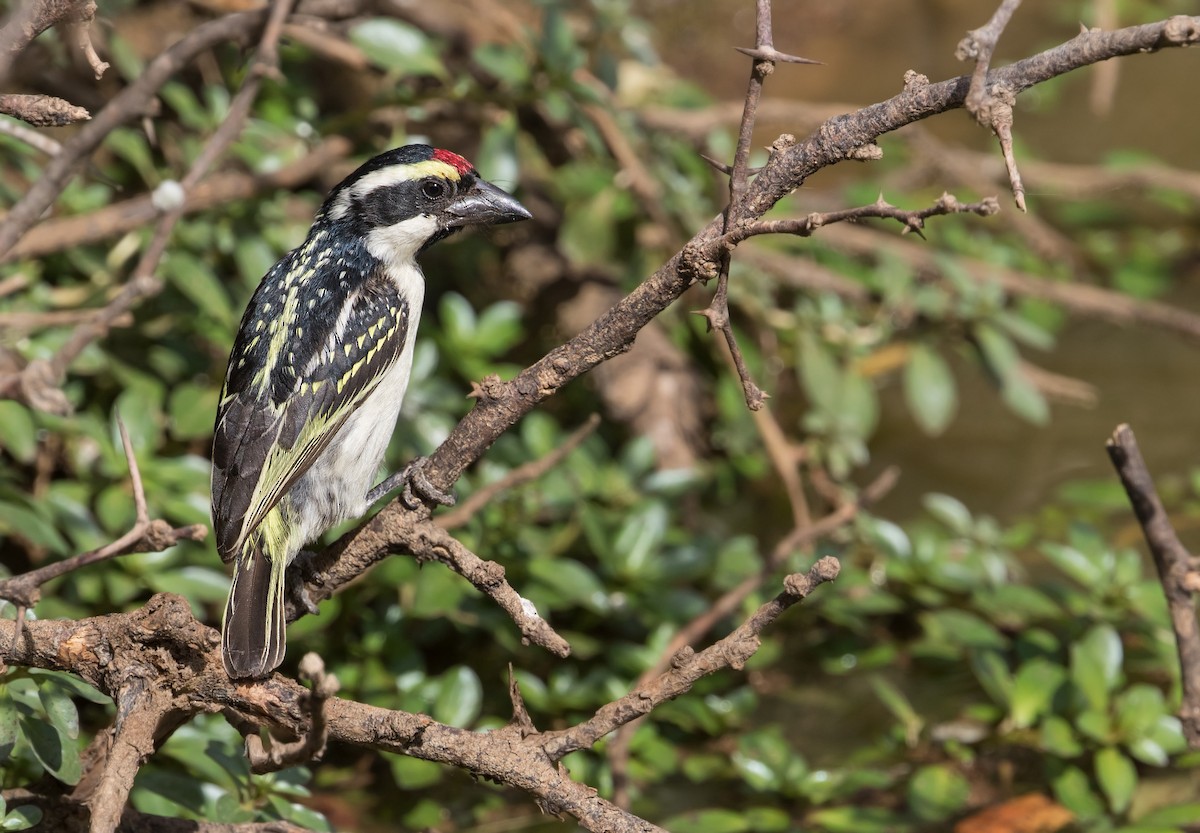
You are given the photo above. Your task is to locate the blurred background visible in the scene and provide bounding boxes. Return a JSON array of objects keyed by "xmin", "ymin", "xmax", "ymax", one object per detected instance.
[{"xmin": 2, "ymin": 0, "xmax": 1200, "ymax": 831}]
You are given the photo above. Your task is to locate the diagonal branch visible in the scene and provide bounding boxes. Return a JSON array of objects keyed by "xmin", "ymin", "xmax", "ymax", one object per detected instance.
[
  {"xmin": 310, "ymin": 14, "xmax": 1200, "ymax": 631},
  {"xmin": 541, "ymin": 556, "xmax": 841, "ymax": 759},
  {"xmin": 1107, "ymin": 424, "xmax": 1200, "ymax": 747}
]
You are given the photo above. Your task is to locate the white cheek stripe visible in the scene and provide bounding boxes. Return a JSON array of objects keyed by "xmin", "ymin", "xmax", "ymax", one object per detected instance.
[
  {"xmin": 365, "ymin": 214, "xmax": 440, "ymax": 266},
  {"xmin": 328, "ymin": 159, "xmax": 460, "ymax": 221}
]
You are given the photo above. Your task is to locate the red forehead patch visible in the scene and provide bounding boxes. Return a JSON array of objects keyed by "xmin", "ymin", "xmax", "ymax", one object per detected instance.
[{"xmin": 432, "ymin": 148, "xmax": 474, "ymax": 175}]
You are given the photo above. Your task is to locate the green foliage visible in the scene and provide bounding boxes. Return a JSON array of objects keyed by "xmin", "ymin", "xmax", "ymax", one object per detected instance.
[{"xmin": 3, "ymin": 0, "xmax": 1200, "ymax": 830}]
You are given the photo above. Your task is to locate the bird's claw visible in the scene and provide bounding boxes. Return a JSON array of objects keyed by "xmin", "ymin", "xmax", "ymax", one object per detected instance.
[{"xmin": 367, "ymin": 456, "xmax": 456, "ymax": 509}]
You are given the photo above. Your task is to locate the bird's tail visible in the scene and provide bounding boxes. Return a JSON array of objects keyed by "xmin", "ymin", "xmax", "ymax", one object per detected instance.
[{"xmin": 222, "ymin": 536, "xmax": 287, "ymax": 679}]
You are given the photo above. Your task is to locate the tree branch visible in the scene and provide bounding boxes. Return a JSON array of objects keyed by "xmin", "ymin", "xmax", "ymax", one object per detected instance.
[{"xmin": 1107, "ymin": 424, "xmax": 1200, "ymax": 747}]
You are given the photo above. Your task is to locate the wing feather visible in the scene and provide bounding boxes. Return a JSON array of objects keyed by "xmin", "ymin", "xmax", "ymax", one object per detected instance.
[{"xmin": 212, "ymin": 251, "xmax": 410, "ymax": 563}]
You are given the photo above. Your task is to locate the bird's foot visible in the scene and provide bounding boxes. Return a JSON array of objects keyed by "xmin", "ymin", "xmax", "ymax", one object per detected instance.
[
  {"xmin": 367, "ymin": 456, "xmax": 456, "ymax": 509},
  {"xmin": 287, "ymin": 550, "xmax": 321, "ymax": 616}
]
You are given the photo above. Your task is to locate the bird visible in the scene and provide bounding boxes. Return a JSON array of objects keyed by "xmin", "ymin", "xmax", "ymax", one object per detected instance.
[{"xmin": 211, "ymin": 144, "xmax": 531, "ymax": 679}]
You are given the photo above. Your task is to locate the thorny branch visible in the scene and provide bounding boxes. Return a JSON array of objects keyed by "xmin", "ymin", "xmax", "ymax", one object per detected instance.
[
  {"xmin": 704, "ymin": 0, "xmax": 816, "ymax": 412},
  {"xmin": 956, "ymin": 0, "xmax": 1027, "ymax": 209},
  {"xmin": 2, "ymin": 4, "xmax": 1199, "ymax": 833},
  {"xmin": 1, "ymin": 558, "xmax": 838, "ymax": 833},
  {"xmin": 1107, "ymin": 425, "xmax": 1200, "ymax": 747}
]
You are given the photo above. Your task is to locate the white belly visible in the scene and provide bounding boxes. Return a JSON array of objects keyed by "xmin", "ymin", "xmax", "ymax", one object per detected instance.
[{"xmin": 287, "ymin": 265, "xmax": 424, "ymax": 545}]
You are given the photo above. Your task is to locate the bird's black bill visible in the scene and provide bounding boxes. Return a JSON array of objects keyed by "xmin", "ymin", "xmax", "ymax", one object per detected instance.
[{"xmin": 442, "ymin": 179, "xmax": 532, "ymax": 229}]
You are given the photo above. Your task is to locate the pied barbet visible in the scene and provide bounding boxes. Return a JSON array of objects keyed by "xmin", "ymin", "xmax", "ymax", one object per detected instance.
[{"xmin": 211, "ymin": 145, "xmax": 530, "ymax": 679}]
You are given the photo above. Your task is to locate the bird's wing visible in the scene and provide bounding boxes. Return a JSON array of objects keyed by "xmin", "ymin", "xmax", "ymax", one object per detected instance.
[{"xmin": 211, "ymin": 268, "xmax": 411, "ymax": 563}]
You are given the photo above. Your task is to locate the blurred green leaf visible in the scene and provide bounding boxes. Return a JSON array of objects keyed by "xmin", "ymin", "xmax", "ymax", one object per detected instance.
[
  {"xmin": 904, "ymin": 344, "xmax": 957, "ymax": 435},
  {"xmin": 907, "ymin": 764, "xmax": 970, "ymax": 822},
  {"xmin": 663, "ymin": 809, "xmax": 749, "ymax": 833},
  {"xmin": 1041, "ymin": 716, "xmax": 1083, "ymax": 757},
  {"xmin": 1096, "ymin": 746, "xmax": 1137, "ymax": 814},
  {"xmin": 168, "ymin": 383, "xmax": 219, "ymax": 441},
  {"xmin": 1010, "ymin": 658, "xmax": 1067, "ymax": 729},
  {"xmin": 1071, "ymin": 625, "xmax": 1123, "ymax": 713},
  {"xmin": 923, "ymin": 494, "xmax": 972, "ymax": 536},
  {"xmin": 1053, "ymin": 764, "xmax": 1106, "ymax": 820},
  {"xmin": 433, "ymin": 666, "xmax": 482, "ymax": 728},
  {"xmin": 808, "ymin": 806, "xmax": 910, "ymax": 833},
  {"xmin": 0, "ymin": 402, "xmax": 37, "ymax": 464},
  {"xmin": 350, "ymin": 19, "xmax": 446, "ymax": 77},
  {"xmin": 0, "ymin": 805, "xmax": 42, "ymax": 831}
]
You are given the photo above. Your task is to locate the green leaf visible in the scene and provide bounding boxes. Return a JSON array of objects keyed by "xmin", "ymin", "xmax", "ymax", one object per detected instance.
[
  {"xmin": 1071, "ymin": 625, "xmax": 1123, "ymax": 712},
  {"xmin": 742, "ymin": 807, "xmax": 789, "ymax": 832},
  {"xmin": 1041, "ymin": 715, "xmax": 1084, "ymax": 757},
  {"xmin": 163, "ymin": 251, "xmax": 234, "ymax": 325},
  {"xmin": 0, "ymin": 500, "xmax": 68, "ymax": 554},
  {"xmin": 476, "ymin": 116, "xmax": 520, "ymax": 191},
  {"xmin": 1040, "ymin": 542, "xmax": 1100, "ymax": 589},
  {"xmin": 266, "ymin": 796, "xmax": 332, "ymax": 832},
  {"xmin": 920, "ymin": 609, "xmax": 1007, "ymax": 650},
  {"xmin": 1052, "ymin": 764, "xmax": 1106, "ymax": 820},
  {"xmin": 39, "ymin": 683, "xmax": 80, "ymax": 740},
  {"xmin": 1001, "ymin": 371, "xmax": 1050, "ymax": 425},
  {"xmin": 349, "ymin": 19, "xmax": 446, "ymax": 77},
  {"xmin": 869, "ymin": 675, "xmax": 922, "ymax": 738},
  {"xmin": 0, "ymin": 401, "xmax": 37, "ymax": 463},
  {"xmin": 662, "ymin": 809, "xmax": 749, "ymax": 833},
  {"xmin": 923, "ymin": 493, "xmax": 972, "ymax": 535},
  {"xmin": 0, "ymin": 805, "xmax": 42, "ymax": 831},
  {"xmin": 1115, "ymin": 684, "xmax": 1167, "ymax": 742},
  {"xmin": 389, "ymin": 754, "xmax": 443, "ymax": 789},
  {"xmin": 527, "ymin": 558, "xmax": 606, "ymax": 611},
  {"xmin": 168, "ymin": 383, "xmax": 219, "ymax": 441},
  {"xmin": 798, "ymin": 332, "xmax": 841, "ymax": 414},
  {"xmin": 0, "ymin": 695, "xmax": 18, "ymax": 761},
  {"xmin": 22, "ymin": 714, "xmax": 81, "ymax": 785},
  {"xmin": 907, "ymin": 764, "xmax": 970, "ymax": 822},
  {"xmin": 473, "ymin": 43, "xmax": 531, "ymax": 85},
  {"xmin": 807, "ymin": 806, "xmax": 910, "ymax": 833},
  {"xmin": 904, "ymin": 344, "xmax": 957, "ymax": 435},
  {"xmin": 612, "ymin": 502, "xmax": 668, "ymax": 579},
  {"xmin": 1137, "ymin": 803, "xmax": 1200, "ymax": 825},
  {"xmin": 973, "ymin": 321, "xmax": 1048, "ymax": 424},
  {"xmin": 1010, "ymin": 658, "xmax": 1067, "ymax": 729},
  {"xmin": 1095, "ymin": 746, "xmax": 1137, "ymax": 814},
  {"xmin": 970, "ymin": 650, "xmax": 1013, "ymax": 707},
  {"xmin": 432, "ymin": 666, "xmax": 482, "ymax": 728}
]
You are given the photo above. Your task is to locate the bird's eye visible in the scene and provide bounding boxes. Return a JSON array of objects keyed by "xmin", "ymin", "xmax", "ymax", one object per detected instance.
[{"xmin": 421, "ymin": 179, "xmax": 445, "ymax": 199}]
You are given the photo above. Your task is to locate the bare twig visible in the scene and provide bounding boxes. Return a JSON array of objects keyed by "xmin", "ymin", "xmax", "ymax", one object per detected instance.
[
  {"xmin": 438, "ymin": 414, "xmax": 601, "ymax": 530},
  {"xmin": 246, "ymin": 654, "xmax": 339, "ymax": 773},
  {"xmin": 543, "ymin": 557, "xmax": 841, "ymax": 759},
  {"xmin": 0, "ymin": 7, "xmax": 273, "ymax": 258},
  {"xmin": 307, "ymin": 515, "xmax": 571, "ymax": 657},
  {"xmin": 0, "ymin": 115, "xmax": 63, "ymax": 155},
  {"xmin": 702, "ymin": 0, "xmax": 796, "ymax": 412},
  {"xmin": 0, "ymin": 418, "xmax": 207, "ymax": 613},
  {"xmin": 0, "ymin": 0, "xmax": 94, "ymax": 82},
  {"xmin": 7, "ymin": 137, "xmax": 351, "ymax": 261},
  {"xmin": 956, "ymin": 0, "xmax": 1027, "ymax": 209},
  {"xmin": 1107, "ymin": 424, "xmax": 1200, "ymax": 747},
  {"xmin": 610, "ymin": 467, "xmax": 896, "ymax": 804},
  {"xmin": 822, "ymin": 223, "xmax": 1200, "ymax": 346},
  {"xmin": 956, "ymin": 0, "xmax": 1023, "ymax": 116},
  {"xmin": 0, "ymin": 93, "xmax": 89, "ymax": 126},
  {"xmin": 319, "ymin": 14, "xmax": 1200, "ymax": 638},
  {"xmin": 725, "ymin": 192, "xmax": 1001, "ymax": 246},
  {"xmin": 0, "ymin": 0, "xmax": 296, "ymax": 412}
]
